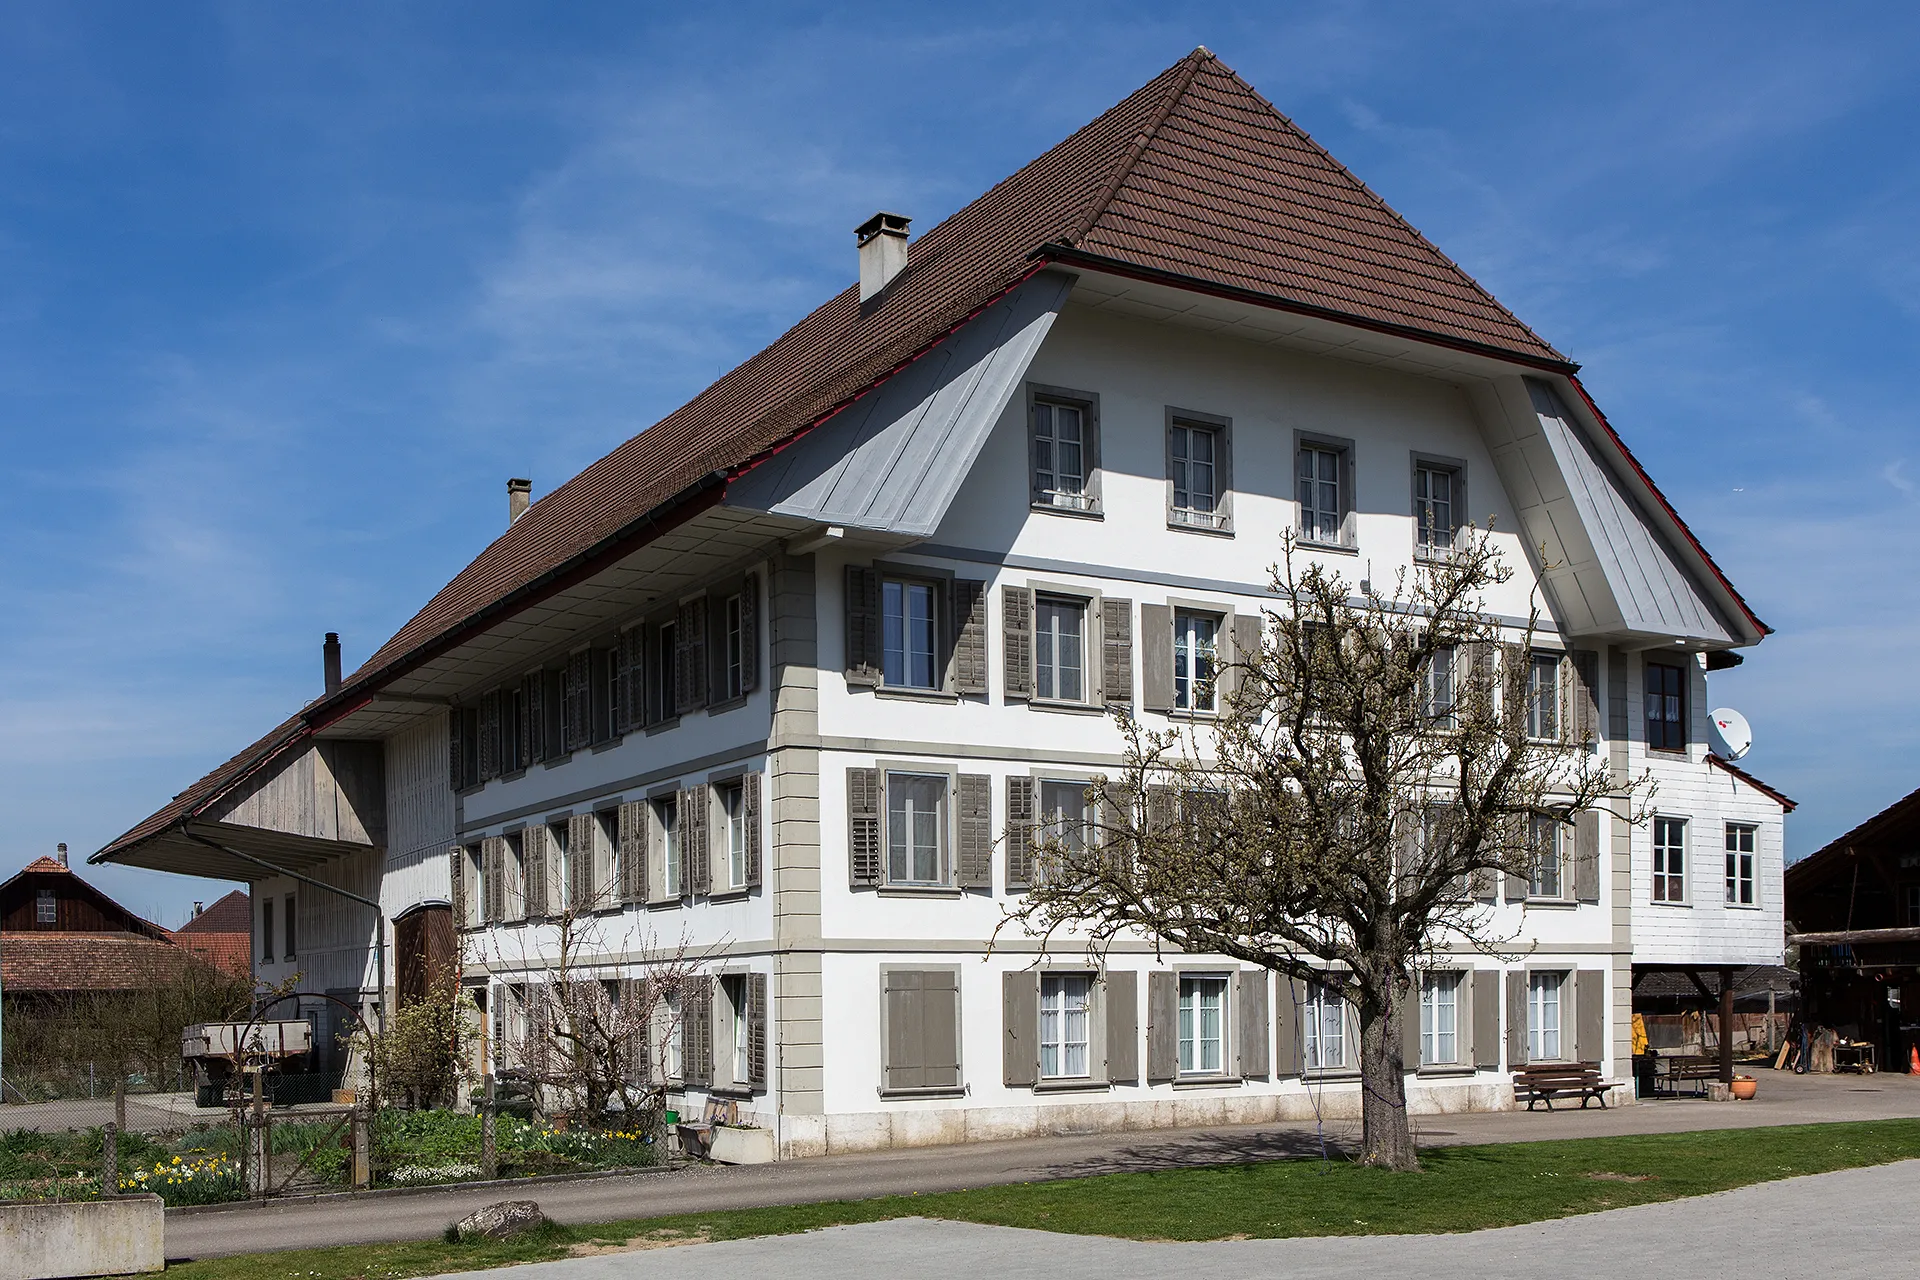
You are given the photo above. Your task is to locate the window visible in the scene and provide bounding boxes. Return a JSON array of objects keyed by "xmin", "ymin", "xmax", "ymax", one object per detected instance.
[
  {"xmin": 1420, "ymin": 972, "xmax": 1460, "ymax": 1066},
  {"xmin": 1031, "ymin": 397, "xmax": 1092, "ymax": 511},
  {"xmin": 1178, "ymin": 974, "xmax": 1229, "ymax": 1075},
  {"xmin": 34, "ymin": 888, "xmax": 55, "ymax": 925},
  {"xmin": 1173, "ymin": 610, "xmax": 1219, "ymax": 713},
  {"xmin": 882, "ymin": 579, "xmax": 938, "ymax": 690},
  {"xmin": 1040, "ymin": 972, "xmax": 1092, "ymax": 1079},
  {"xmin": 1297, "ymin": 442, "xmax": 1344, "ymax": 543},
  {"xmin": 548, "ymin": 821, "xmax": 569, "ymax": 912},
  {"xmin": 664, "ymin": 989, "xmax": 684, "ymax": 1080},
  {"xmin": 283, "ymin": 894, "xmax": 297, "ymax": 959},
  {"xmin": 1034, "ymin": 596, "xmax": 1087, "ymax": 702},
  {"xmin": 1529, "ymin": 814, "xmax": 1563, "ymax": 899},
  {"xmin": 721, "ymin": 593, "xmax": 748, "ymax": 701},
  {"xmin": 1528, "ymin": 971, "xmax": 1563, "ymax": 1061},
  {"xmin": 722, "ymin": 974, "xmax": 751, "ymax": 1087},
  {"xmin": 1305, "ymin": 981, "xmax": 1346, "ymax": 1071},
  {"xmin": 1169, "ymin": 420, "xmax": 1225, "ymax": 528},
  {"xmin": 653, "ymin": 620, "xmax": 677, "ymax": 722},
  {"xmin": 1526, "ymin": 653, "xmax": 1560, "ymax": 740},
  {"xmin": 720, "ymin": 781, "xmax": 747, "ymax": 890},
  {"xmin": 1423, "ymin": 645, "xmax": 1456, "ymax": 727},
  {"xmin": 1725, "ymin": 823, "xmax": 1756, "ymax": 906},
  {"xmin": 1652, "ymin": 816, "xmax": 1687, "ymax": 903},
  {"xmin": 261, "ymin": 896, "xmax": 275, "ymax": 963},
  {"xmin": 886, "ymin": 772, "xmax": 948, "ymax": 885},
  {"xmin": 1037, "ymin": 779, "xmax": 1094, "ymax": 880},
  {"xmin": 654, "ymin": 796, "xmax": 681, "ymax": 898},
  {"xmin": 1414, "ymin": 462, "xmax": 1458, "ymax": 555},
  {"xmin": 1646, "ymin": 662, "xmax": 1686, "ymax": 751}
]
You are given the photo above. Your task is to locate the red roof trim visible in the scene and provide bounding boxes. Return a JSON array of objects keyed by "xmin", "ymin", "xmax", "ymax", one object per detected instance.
[{"xmin": 1707, "ymin": 753, "xmax": 1797, "ymax": 812}]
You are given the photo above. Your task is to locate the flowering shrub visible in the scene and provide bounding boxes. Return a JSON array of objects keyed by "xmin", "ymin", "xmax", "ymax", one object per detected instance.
[
  {"xmin": 120, "ymin": 1153, "xmax": 245, "ymax": 1206},
  {"xmin": 388, "ymin": 1162, "xmax": 483, "ymax": 1184}
]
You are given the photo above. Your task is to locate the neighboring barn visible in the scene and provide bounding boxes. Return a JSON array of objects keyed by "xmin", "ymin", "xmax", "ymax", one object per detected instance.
[{"xmin": 168, "ymin": 889, "xmax": 254, "ymax": 980}]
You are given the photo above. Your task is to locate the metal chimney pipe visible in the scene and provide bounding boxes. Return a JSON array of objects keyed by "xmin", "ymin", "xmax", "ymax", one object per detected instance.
[
  {"xmin": 323, "ymin": 633, "xmax": 342, "ymax": 695},
  {"xmin": 508, "ymin": 478, "xmax": 532, "ymax": 525}
]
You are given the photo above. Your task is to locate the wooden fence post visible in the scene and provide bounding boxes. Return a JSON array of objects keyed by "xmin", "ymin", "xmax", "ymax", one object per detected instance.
[
  {"xmin": 101, "ymin": 1121, "xmax": 118, "ymax": 1198},
  {"xmin": 352, "ymin": 1103, "xmax": 372, "ymax": 1190},
  {"xmin": 480, "ymin": 1074, "xmax": 497, "ymax": 1180}
]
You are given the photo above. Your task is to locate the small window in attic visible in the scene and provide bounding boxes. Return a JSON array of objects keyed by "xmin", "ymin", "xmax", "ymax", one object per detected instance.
[{"xmin": 35, "ymin": 888, "xmax": 56, "ymax": 925}]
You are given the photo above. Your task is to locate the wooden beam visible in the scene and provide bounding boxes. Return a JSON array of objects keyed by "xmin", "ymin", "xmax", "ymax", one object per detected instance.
[
  {"xmin": 1790, "ymin": 927, "xmax": 1920, "ymax": 946},
  {"xmin": 1719, "ymin": 967, "xmax": 1735, "ymax": 1085}
]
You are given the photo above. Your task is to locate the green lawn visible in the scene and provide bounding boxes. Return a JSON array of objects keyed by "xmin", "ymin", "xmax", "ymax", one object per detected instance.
[{"xmin": 164, "ymin": 1119, "xmax": 1920, "ymax": 1280}]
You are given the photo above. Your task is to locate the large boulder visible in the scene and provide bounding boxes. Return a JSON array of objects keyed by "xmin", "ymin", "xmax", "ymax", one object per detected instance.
[{"xmin": 454, "ymin": 1199, "xmax": 548, "ymax": 1240}]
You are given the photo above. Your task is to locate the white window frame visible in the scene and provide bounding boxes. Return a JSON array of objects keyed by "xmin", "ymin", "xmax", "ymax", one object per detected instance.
[
  {"xmin": 1036, "ymin": 777, "xmax": 1095, "ymax": 882},
  {"xmin": 1178, "ymin": 972, "xmax": 1231, "ymax": 1076},
  {"xmin": 723, "ymin": 593, "xmax": 747, "ymax": 702},
  {"xmin": 1029, "ymin": 386, "xmax": 1100, "ymax": 515},
  {"xmin": 720, "ymin": 780, "xmax": 748, "ymax": 890},
  {"xmin": 654, "ymin": 794, "xmax": 681, "ymax": 900},
  {"xmin": 1526, "ymin": 651, "xmax": 1560, "ymax": 741},
  {"xmin": 719, "ymin": 972, "xmax": 751, "ymax": 1089},
  {"xmin": 1652, "ymin": 815, "xmax": 1688, "ymax": 904},
  {"xmin": 1528, "ymin": 970, "xmax": 1564, "ymax": 1062},
  {"xmin": 1304, "ymin": 979, "xmax": 1347, "ymax": 1071},
  {"xmin": 1420, "ymin": 971, "xmax": 1461, "ymax": 1067},
  {"xmin": 1295, "ymin": 432, "xmax": 1353, "ymax": 547},
  {"xmin": 885, "ymin": 771, "xmax": 950, "ymax": 887},
  {"xmin": 1033, "ymin": 594, "xmax": 1089, "ymax": 704},
  {"xmin": 1424, "ymin": 644, "xmax": 1456, "ymax": 727},
  {"xmin": 1167, "ymin": 408, "xmax": 1233, "ymax": 533},
  {"xmin": 1173, "ymin": 609, "xmax": 1220, "ymax": 714},
  {"xmin": 1039, "ymin": 971, "xmax": 1093, "ymax": 1080},
  {"xmin": 1529, "ymin": 814, "xmax": 1565, "ymax": 900},
  {"xmin": 1413, "ymin": 459, "xmax": 1460, "ymax": 557},
  {"xmin": 1724, "ymin": 822, "xmax": 1757, "ymax": 907},
  {"xmin": 881, "ymin": 576, "xmax": 940, "ymax": 691},
  {"xmin": 35, "ymin": 888, "xmax": 56, "ymax": 925}
]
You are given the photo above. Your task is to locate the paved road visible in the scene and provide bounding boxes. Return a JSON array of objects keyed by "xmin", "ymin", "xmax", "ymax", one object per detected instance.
[
  {"xmin": 426, "ymin": 1159, "xmax": 1920, "ymax": 1280},
  {"xmin": 166, "ymin": 1071, "xmax": 1920, "ymax": 1261}
]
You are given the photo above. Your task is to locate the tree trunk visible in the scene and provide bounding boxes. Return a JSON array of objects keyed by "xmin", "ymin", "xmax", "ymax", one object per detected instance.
[{"xmin": 1356, "ymin": 984, "xmax": 1420, "ymax": 1171}]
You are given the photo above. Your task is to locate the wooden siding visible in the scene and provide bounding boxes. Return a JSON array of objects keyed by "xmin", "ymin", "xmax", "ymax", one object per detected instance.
[{"xmin": 206, "ymin": 740, "xmax": 386, "ymax": 848}]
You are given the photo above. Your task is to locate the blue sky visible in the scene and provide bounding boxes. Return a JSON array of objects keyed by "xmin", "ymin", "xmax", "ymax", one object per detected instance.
[{"xmin": 2, "ymin": 3, "xmax": 1915, "ymax": 925}]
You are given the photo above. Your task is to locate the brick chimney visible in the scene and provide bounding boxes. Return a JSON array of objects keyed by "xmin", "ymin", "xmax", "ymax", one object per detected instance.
[
  {"xmin": 323, "ymin": 633, "xmax": 342, "ymax": 695},
  {"xmin": 508, "ymin": 478, "xmax": 532, "ymax": 525},
  {"xmin": 856, "ymin": 212, "xmax": 910, "ymax": 301}
]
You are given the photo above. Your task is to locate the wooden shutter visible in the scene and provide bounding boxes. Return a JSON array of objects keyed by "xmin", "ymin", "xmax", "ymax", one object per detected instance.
[
  {"xmin": 1274, "ymin": 975, "xmax": 1301, "ymax": 1077},
  {"xmin": 1506, "ymin": 970, "xmax": 1528, "ymax": 1067},
  {"xmin": 1099, "ymin": 597, "xmax": 1133, "ymax": 706},
  {"xmin": 1238, "ymin": 971, "xmax": 1270, "ymax": 1078},
  {"xmin": 617, "ymin": 628, "xmax": 645, "ymax": 733},
  {"xmin": 675, "ymin": 600, "xmax": 707, "ymax": 714},
  {"xmin": 743, "ymin": 771, "xmax": 763, "ymax": 888},
  {"xmin": 682, "ymin": 786, "xmax": 710, "ymax": 896},
  {"xmin": 738, "ymin": 573, "xmax": 761, "ymax": 696},
  {"xmin": 1401, "ymin": 977, "xmax": 1422, "ymax": 1070},
  {"xmin": 478, "ymin": 690, "xmax": 501, "ymax": 779},
  {"xmin": 1228, "ymin": 613, "xmax": 1262, "ymax": 709},
  {"xmin": 684, "ymin": 977, "xmax": 713, "ymax": 1088},
  {"xmin": 482, "ymin": 837, "xmax": 505, "ymax": 924},
  {"xmin": 844, "ymin": 565, "xmax": 881, "ymax": 686},
  {"xmin": 1001, "ymin": 970, "xmax": 1039, "ymax": 1087},
  {"xmin": 1574, "ymin": 969, "xmax": 1605, "ymax": 1065},
  {"xmin": 1004, "ymin": 775, "xmax": 1034, "ymax": 890},
  {"xmin": 848, "ymin": 767, "xmax": 882, "ymax": 887},
  {"xmin": 448, "ymin": 708, "xmax": 466, "ymax": 790},
  {"xmin": 1001, "ymin": 585, "xmax": 1033, "ymax": 699},
  {"xmin": 1575, "ymin": 810, "xmax": 1601, "ymax": 903},
  {"xmin": 1140, "ymin": 604, "xmax": 1174, "ymax": 712},
  {"xmin": 1146, "ymin": 786, "xmax": 1176, "ymax": 839},
  {"xmin": 1471, "ymin": 971, "xmax": 1500, "ymax": 1069},
  {"xmin": 707, "ymin": 591, "xmax": 731, "ymax": 707},
  {"xmin": 922, "ymin": 970, "xmax": 961, "ymax": 1089},
  {"xmin": 885, "ymin": 969, "xmax": 960, "ymax": 1091},
  {"xmin": 1102, "ymin": 786, "xmax": 1135, "ymax": 873},
  {"xmin": 447, "ymin": 843, "xmax": 465, "ymax": 930},
  {"xmin": 561, "ymin": 651, "xmax": 588, "ymax": 751},
  {"xmin": 523, "ymin": 672, "xmax": 545, "ymax": 763},
  {"xmin": 1504, "ymin": 812, "xmax": 1530, "ymax": 902},
  {"xmin": 948, "ymin": 579, "xmax": 988, "ymax": 694},
  {"xmin": 1500, "ymin": 642, "xmax": 1529, "ymax": 732},
  {"xmin": 618, "ymin": 801, "xmax": 647, "ymax": 904},
  {"xmin": 1572, "ymin": 650, "xmax": 1599, "ymax": 746},
  {"xmin": 956, "ymin": 773, "xmax": 992, "ymax": 889},
  {"xmin": 521, "ymin": 827, "xmax": 546, "ymax": 919},
  {"xmin": 569, "ymin": 814, "xmax": 596, "ymax": 911},
  {"xmin": 747, "ymin": 972, "xmax": 768, "ymax": 1091},
  {"xmin": 1146, "ymin": 971, "xmax": 1178, "ymax": 1082},
  {"xmin": 1104, "ymin": 970, "xmax": 1138, "ymax": 1082}
]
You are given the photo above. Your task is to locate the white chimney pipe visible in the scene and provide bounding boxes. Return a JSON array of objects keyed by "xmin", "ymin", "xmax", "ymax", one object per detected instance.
[
  {"xmin": 508, "ymin": 478, "xmax": 532, "ymax": 526},
  {"xmin": 856, "ymin": 212, "xmax": 911, "ymax": 301}
]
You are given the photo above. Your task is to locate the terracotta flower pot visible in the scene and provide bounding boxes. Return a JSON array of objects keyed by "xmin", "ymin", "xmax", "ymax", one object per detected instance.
[{"xmin": 1730, "ymin": 1075, "xmax": 1758, "ymax": 1100}]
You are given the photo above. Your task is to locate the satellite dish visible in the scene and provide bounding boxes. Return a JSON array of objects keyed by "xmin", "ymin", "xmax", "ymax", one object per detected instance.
[{"xmin": 1710, "ymin": 707, "xmax": 1753, "ymax": 761}]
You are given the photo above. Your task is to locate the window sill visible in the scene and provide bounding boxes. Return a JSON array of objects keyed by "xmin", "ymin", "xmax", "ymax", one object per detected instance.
[
  {"xmin": 708, "ymin": 1084, "xmax": 759, "ymax": 1100},
  {"xmin": 645, "ymin": 897, "xmax": 686, "ymax": 910},
  {"xmin": 1172, "ymin": 1074, "xmax": 1243, "ymax": 1089},
  {"xmin": 590, "ymin": 735, "xmax": 625, "ymax": 754},
  {"xmin": 1029, "ymin": 698, "xmax": 1107, "ymax": 716},
  {"xmin": 1033, "ymin": 1078, "xmax": 1110, "ymax": 1094},
  {"xmin": 1164, "ymin": 709, "xmax": 1220, "ymax": 723},
  {"xmin": 1297, "ymin": 538, "xmax": 1359, "ymax": 556},
  {"xmin": 499, "ymin": 768, "xmax": 528, "ymax": 783},
  {"xmin": 1523, "ymin": 898, "xmax": 1579, "ymax": 909},
  {"xmin": 1415, "ymin": 1064, "xmax": 1478, "ymax": 1079},
  {"xmin": 877, "ymin": 1086, "xmax": 968, "ymax": 1100},
  {"xmin": 1724, "ymin": 901, "xmax": 1762, "ymax": 910},
  {"xmin": 1649, "ymin": 899, "xmax": 1694, "ymax": 908},
  {"xmin": 877, "ymin": 885, "xmax": 964, "ymax": 898},
  {"xmin": 1031, "ymin": 500, "xmax": 1104, "ymax": 521},
  {"xmin": 875, "ymin": 686, "xmax": 959, "ymax": 704},
  {"xmin": 708, "ymin": 886, "xmax": 754, "ymax": 902},
  {"xmin": 541, "ymin": 752, "xmax": 574, "ymax": 769},
  {"xmin": 1304, "ymin": 1068, "xmax": 1362, "ymax": 1083},
  {"xmin": 1414, "ymin": 549, "xmax": 1465, "ymax": 565},
  {"xmin": 644, "ymin": 718, "xmax": 681, "ymax": 737},
  {"xmin": 707, "ymin": 694, "xmax": 748, "ymax": 716},
  {"xmin": 1166, "ymin": 517, "xmax": 1235, "ymax": 539}
]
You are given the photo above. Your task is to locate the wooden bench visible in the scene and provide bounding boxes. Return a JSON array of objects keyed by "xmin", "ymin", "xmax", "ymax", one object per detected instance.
[{"xmin": 1512, "ymin": 1061, "xmax": 1617, "ymax": 1110}]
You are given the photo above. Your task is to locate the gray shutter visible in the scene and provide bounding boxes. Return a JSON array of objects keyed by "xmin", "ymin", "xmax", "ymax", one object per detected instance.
[
  {"xmin": 1572, "ymin": 649, "xmax": 1599, "ymax": 745},
  {"xmin": 1146, "ymin": 786, "xmax": 1175, "ymax": 839},
  {"xmin": 522, "ymin": 673, "xmax": 542, "ymax": 764},
  {"xmin": 707, "ymin": 591, "xmax": 729, "ymax": 708},
  {"xmin": 950, "ymin": 580, "xmax": 988, "ymax": 695},
  {"xmin": 1140, "ymin": 603, "xmax": 1174, "ymax": 712},
  {"xmin": 567, "ymin": 651, "xmax": 594, "ymax": 751},
  {"xmin": 1102, "ymin": 786, "xmax": 1135, "ymax": 873},
  {"xmin": 676, "ymin": 599, "xmax": 708, "ymax": 713},
  {"xmin": 543, "ymin": 668, "xmax": 565, "ymax": 751},
  {"xmin": 521, "ymin": 827, "xmax": 546, "ymax": 919},
  {"xmin": 1002, "ymin": 971, "xmax": 1039, "ymax": 1087},
  {"xmin": 1004, "ymin": 775, "xmax": 1034, "ymax": 890},
  {"xmin": 1238, "ymin": 970, "xmax": 1270, "ymax": 1078},
  {"xmin": 1500, "ymin": 643, "xmax": 1529, "ymax": 732},
  {"xmin": 482, "ymin": 837, "xmax": 504, "ymax": 924},
  {"xmin": 1274, "ymin": 975, "xmax": 1301, "ymax": 1077},
  {"xmin": 743, "ymin": 771, "xmax": 763, "ymax": 888},
  {"xmin": 1575, "ymin": 809, "xmax": 1600, "ymax": 904},
  {"xmin": 1471, "ymin": 971, "xmax": 1500, "ymax": 1069},
  {"xmin": 848, "ymin": 767, "xmax": 881, "ymax": 886},
  {"xmin": 618, "ymin": 800, "xmax": 647, "ymax": 904},
  {"xmin": 739, "ymin": 573, "xmax": 760, "ymax": 695},
  {"xmin": 1105, "ymin": 970, "xmax": 1138, "ymax": 1083},
  {"xmin": 682, "ymin": 786, "xmax": 709, "ymax": 896},
  {"xmin": 448, "ymin": 708, "xmax": 466, "ymax": 790},
  {"xmin": 479, "ymin": 690, "xmax": 501, "ymax": 779},
  {"xmin": 684, "ymin": 978, "xmax": 712, "ymax": 1088},
  {"xmin": 1101, "ymin": 598, "xmax": 1133, "ymax": 706},
  {"xmin": 618, "ymin": 628, "xmax": 644, "ymax": 732},
  {"xmin": 448, "ymin": 844, "xmax": 466, "ymax": 931},
  {"xmin": 844, "ymin": 565, "xmax": 881, "ymax": 686},
  {"xmin": 1506, "ymin": 970, "xmax": 1527, "ymax": 1067},
  {"xmin": 590, "ymin": 646, "xmax": 612, "ymax": 742},
  {"xmin": 957, "ymin": 773, "xmax": 992, "ymax": 889},
  {"xmin": 1228, "ymin": 612, "xmax": 1262, "ymax": 709},
  {"xmin": 1504, "ymin": 812, "xmax": 1530, "ymax": 902},
  {"xmin": 1575, "ymin": 969, "xmax": 1605, "ymax": 1065},
  {"xmin": 1001, "ymin": 586, "xmax": 1033, "ymax": 699},
  {"xmin": 1146, "ymin": 971, "xmax": 1178, "ymax": 1082},
  {"xmin": 747, "ymin": 972, "xmax": 768, "ymax": 1091},
  {"xmin": 569, "ymin": 813, "xmax": 596, "ymax": 912},
  {"xmin": 924, "ymin": 970, "xmax": 961, "ymax": 1089},
  {"xmin": 1401, "ymin": 977, "xmax": 1422, "ymax": 1070}
]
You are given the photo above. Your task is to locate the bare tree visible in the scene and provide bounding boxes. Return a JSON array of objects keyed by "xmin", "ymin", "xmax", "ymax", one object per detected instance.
[{"xmin": 1004, "ymin": 531, "xmax": 1642, "ymax": 1170}]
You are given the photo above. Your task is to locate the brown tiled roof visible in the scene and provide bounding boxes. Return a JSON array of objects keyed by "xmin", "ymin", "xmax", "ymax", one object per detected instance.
[
  {"xmin": 168, "ymin": 890, "xmax": 254, "ymax": 979},
  {"xmin": 174, "ymin": 889, "xmax": 252, "ymax": 936},
  {"xmin": 0, "ymin": 932, "xmax": 224, "ymax": 994}
]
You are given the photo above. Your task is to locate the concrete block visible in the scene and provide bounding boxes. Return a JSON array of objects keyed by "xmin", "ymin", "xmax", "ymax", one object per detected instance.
[
  {"xmin": 826, "ymin": 1112, "xmax": 892, "ymax": 1154},
  {"xmin": 0, "ymin": 1196, "xmax": 164, "ymax": 1279}
]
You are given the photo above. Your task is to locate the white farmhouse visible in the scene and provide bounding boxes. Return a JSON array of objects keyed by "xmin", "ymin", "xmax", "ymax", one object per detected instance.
[{"xmin": 96, "ymin": 49, "xmax": 1788, "ymax": 1154}]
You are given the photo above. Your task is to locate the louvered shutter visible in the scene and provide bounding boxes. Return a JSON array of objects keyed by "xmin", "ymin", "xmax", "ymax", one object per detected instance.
[
  {"xmin": 1146, "ymin": 971, "xmax": 1178, "ymax": 1082},
  {"xmin": 1238, "ymin": 971, "xmax": 1270, "ymax": 1078},
  {"xmin": 482, "ymin": 837, "xmax": 505, "ymax": 924},
  {"xmin": 1571, "ymin": 649, "xmax": 1599, "ymax": 746},
  {"xmin": 563, "ymin": 651, "xmax": 591, "ymax": 751},
  {"xmin": 844, "ymin": 565, "xmax": 882, "ymax": 686},
  {"xmin": 956, "ymin": 773, "xmax": 992, "ymax": 889},
  {"xmin": 1104, "ymin": 970, "xmax": 1138, "ymax": 1082},
  {"xmin": 1001, "ymin": 585, "xmax": 1033, "ymax": 699},
  {"xmin": 523, "ymin": 673, "xmax": 545, "ymax": 763},
  {"xmin": 743, "ymin": 771, "xmax": 763, "ymax": 888},
  {"xmin": 738, "ymin": 573, "xmax": 760, "ymax": 695},
  {"xmin": 1506, "ymin": 970, "xmax": 1528, "ymax": 1066},
  {"xmin": 1503, "ymin": 813, "xmax": 1530, "ymax": 903},
  {"xmin": 448, "ymin": 844, "xmax": 466, "ymax": 931},
  {"xmin": 1140, "ymin": 604, "xmax": 1174, "ymax": 712},
  {"xmin": 1002, "ymin": 971, "xmax": 1039, "ymax": 1087},
  {"xmin": 747, "ymin": 972, "xmax": 768, "ymax": 1091},
  {"xmin": 1101, "ymin": 598, "xmax": 1133, "ymax": 706},
  {"xmin": 1102, "ymin": 786, "xmax": 1136, "ymax": 873},
  {"xmin": 675, "ymin": 600, "xmax": 708, "ymax": 713},
  {"xmin": 682, "ymin": 786, "xmax": 709, "ymax": 896},
  {"xmin": 684, "ymin": 977, "xmax": 713, "ymax": 1087},
  {"xmin": 848, "ymin": 767, "xmax": 882, "ymax": 887},
  {"xmin": 1274, "ymin": 975, "xmax": 1301, "ymax": 1077},
  {"xmin": 1500, "ymin": 643, "xmax": 1529, "ymax": 732},
  {"xmin": 617, "ymin": 629, "xmax": 642, "ymax": 733},
  {"xmin": 1146, "ymin": 786, "xmax": 1176, "ymax": 840},
  {"xmin": 521, "ymin": 827, "xmax": 546, "ymax": 919},
  {"xmin": 1004, "ymin": 775, "xmax": 1034, "ymax": 890},
  {"xmin": 949, "ymin": 579, "xmax": 988, "ymax": 694},
  {"xmin": 618, "ymin": 801, "xmax": 647, "ymax": 904},
  {"xmin": 569, "ymin": 814, "xmax": 596, "ymax": 912},
  {"xmin": 1575, "ymin": 809, "xmax": 1601, "ymax": 904},
  {"xmin": 617, "ymin": 978, "xmax": 646, "ymax": 1085},
  {"xmin": 448, "ymin": 708, "xmax": 466, "ymax": 790},
  {"xmin": 478, "ymin": 690, "xmax": 501, "ymax": 779},
  {"xmin": 707, "ymin": 591, "xmax": 730, "ymax": 707}
]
